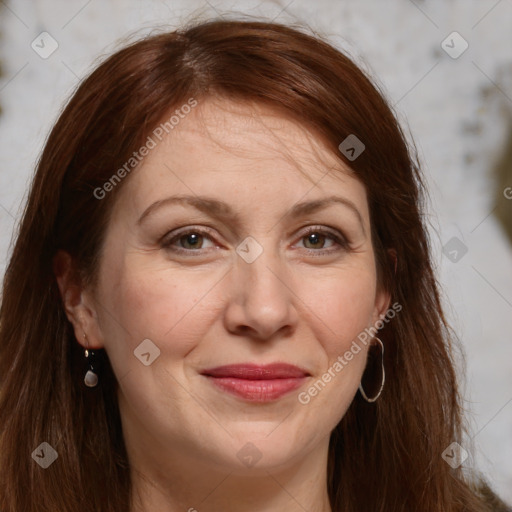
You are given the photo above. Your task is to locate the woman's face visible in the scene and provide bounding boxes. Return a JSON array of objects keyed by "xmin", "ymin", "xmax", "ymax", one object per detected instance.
[{"xmin": 84, "ymin": 97, "xmax": 390, "ymax": 473}]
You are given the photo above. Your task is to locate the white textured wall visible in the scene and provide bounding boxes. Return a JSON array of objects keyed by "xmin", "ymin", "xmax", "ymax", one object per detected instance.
[{"xmin": 1, "ymin": 0, "xmax": 511, "ymax": 503}]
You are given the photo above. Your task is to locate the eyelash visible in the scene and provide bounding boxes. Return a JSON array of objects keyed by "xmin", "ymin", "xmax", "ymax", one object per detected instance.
[{"xmin": 161, "ymin": 225, "xmax": 350, "ymax": 257}]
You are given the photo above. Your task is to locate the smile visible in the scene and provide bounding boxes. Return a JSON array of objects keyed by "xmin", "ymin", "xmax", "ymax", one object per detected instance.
[{"xmin": 201, "ymin": 363, "xmax": 310, "ymax": 402}]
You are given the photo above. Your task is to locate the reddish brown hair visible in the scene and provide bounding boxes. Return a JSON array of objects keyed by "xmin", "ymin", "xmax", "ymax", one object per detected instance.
[{"xmin": 0, "ymin": 18, "xmax": 498, "ymax": 511}]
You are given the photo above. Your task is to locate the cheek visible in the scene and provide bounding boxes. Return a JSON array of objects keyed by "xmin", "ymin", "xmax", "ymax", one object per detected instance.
[
  {"xmin": 94, "ymin": 259, "xmax": 221, "ymax": 419},
  {"xmin": 305, "ymin": 264, "xmax": 378, "ymax": 360},
  {"xmin": 99, "ymin": 262, "xmax": 217, "ymax": 356}
]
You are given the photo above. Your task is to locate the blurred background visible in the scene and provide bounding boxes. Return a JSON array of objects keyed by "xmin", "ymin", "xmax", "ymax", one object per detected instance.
[{"xmin": 0, "ymin": 0, "xmax": 511, "ymax": 503}]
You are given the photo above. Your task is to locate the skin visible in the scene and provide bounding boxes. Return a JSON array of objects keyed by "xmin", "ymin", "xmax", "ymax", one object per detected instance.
[{"xmin": 55, "ymin": 97, "xmax": 391, "ymax": 512}]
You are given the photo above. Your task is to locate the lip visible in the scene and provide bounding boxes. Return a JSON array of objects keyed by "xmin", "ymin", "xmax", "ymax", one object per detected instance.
[{"xmin": 201, "ymin": 363, "xmax": 310, "ymax": 402}]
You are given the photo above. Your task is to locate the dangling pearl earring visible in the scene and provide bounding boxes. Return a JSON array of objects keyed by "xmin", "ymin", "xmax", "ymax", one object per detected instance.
[{"xmin": 83, "ymin": 333, "xmax": 99, "ymax": 388}]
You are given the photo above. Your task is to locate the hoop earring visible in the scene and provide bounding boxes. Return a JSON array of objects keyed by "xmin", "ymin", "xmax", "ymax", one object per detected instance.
[
  {"xmin": 83, "ymin": 334, "xmax": 100, "ymax": 388},
  {"xmin": 359, "ymin": 337, "xmax": 385, "ymax": 403}
]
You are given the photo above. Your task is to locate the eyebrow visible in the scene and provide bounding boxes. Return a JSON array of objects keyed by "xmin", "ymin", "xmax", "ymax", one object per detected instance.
[{"xmin": 137, "ymin": 194, "xmax": 365, "ymax": 233}]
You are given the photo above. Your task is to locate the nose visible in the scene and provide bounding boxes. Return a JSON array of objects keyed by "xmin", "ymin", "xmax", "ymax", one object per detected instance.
[{"xmin": 223, "ymin": 245, "xmax": 299, "ymax": 341}]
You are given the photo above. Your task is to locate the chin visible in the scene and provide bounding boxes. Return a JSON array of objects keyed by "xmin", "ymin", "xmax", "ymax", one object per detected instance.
[{"xmin": 210, "ymin": 430, "xmax": 310, "ymax": 473}]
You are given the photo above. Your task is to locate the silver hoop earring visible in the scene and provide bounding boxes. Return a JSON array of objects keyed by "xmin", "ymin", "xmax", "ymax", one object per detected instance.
[{"xmin": 359, "ymin": 337, "xmax": 385, "ymax": 403}]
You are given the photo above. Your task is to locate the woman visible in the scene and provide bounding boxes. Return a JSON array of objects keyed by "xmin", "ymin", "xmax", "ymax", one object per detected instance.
[{"xmin": 0, "ymin": 18, "xmax": 509, "ymax": 512}]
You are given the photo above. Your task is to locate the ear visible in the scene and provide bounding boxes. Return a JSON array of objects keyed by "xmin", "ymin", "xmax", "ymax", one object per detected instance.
[
  {"xmin": 53, "ymin": 250, "xmax": 105, "ymax": 350},
  {"xmin": 372, "ymin": 247, "xmax": 396, "ymax": 324},
  {"xmin": 373, "ymin": 286, "xmax": 391, "ymax": 325}
]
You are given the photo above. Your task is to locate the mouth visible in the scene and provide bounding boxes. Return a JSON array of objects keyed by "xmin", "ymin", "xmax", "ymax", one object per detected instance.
[{"xmin": 200, "ymin": 363, "xmax": 311, "ymax": 402}]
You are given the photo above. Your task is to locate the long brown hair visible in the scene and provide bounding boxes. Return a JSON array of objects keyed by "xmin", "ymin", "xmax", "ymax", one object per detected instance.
[{"xmin": 0, "ymin": 17, "xmax": 497, "ymax": 511}]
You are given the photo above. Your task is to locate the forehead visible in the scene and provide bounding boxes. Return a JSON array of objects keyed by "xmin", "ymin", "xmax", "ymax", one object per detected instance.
[
  {"xmin": 118, "ymin": 97, "xmax": 368, "ymax": 218},
  {"xmin": 166, "ymin": 97, "xmax": 343, "ymax": 176}
]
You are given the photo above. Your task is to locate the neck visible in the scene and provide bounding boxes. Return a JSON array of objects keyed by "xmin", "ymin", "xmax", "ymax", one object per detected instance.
[{"xmin": 127, "ymin": 431, "xmax": 332, "ymax": 512}]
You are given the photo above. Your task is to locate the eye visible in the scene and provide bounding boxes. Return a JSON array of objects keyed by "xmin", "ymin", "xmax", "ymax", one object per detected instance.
[
  {"xmin": 162, "ymin": 228, "xmax": 217, "ymax": 255},
  {"xmin": 295, "ymin": 226, "xmax": 349, "ymax": 255},
  {"xmin": 161, "ymin": 225, "xmax": 349, "ymax": 256}
]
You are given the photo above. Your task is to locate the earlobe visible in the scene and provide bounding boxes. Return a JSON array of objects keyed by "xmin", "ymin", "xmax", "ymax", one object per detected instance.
[{"xmin": 53, "ymin": 250, "xmax": 104, "ymax": 350}]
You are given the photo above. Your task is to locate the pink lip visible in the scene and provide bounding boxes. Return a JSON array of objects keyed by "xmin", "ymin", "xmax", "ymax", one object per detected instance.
[{"xmin": 201, "ymin": 363, "xmax": 310, "ymax": 402}]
